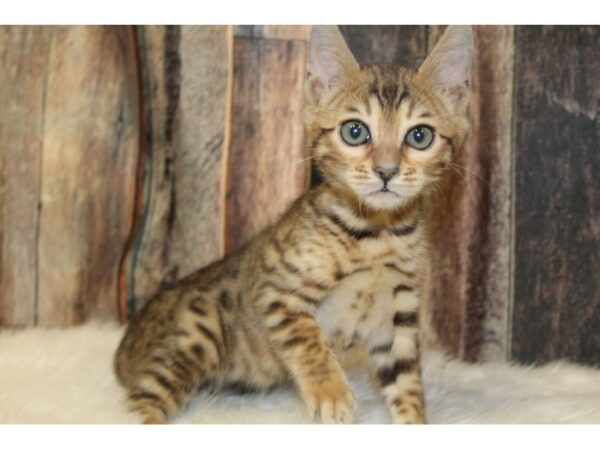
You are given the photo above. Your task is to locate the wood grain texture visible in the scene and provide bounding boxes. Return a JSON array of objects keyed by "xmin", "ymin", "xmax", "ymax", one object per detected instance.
[
  {"xmin": 339, "ymin": 25, "xmax": 428, "ymax": 66},
  {"xmin": 225, "ymin": 37, "xmax": 309, "ymax": 253},
  {"xmin": 464, "ymin": 26, "xmax": 515, "ymax": 362},
  {"xmin": 511, "ymin": 26, "xmax": 600, "ymax": 365},
  {"xmin": 234, "ymin": 25, "xmax": 264, "ymax": 38},
  {"xmin": 34, "ymin": 26, "xmax": 139, "ymax": 326},
  {"xmin": 262, "ymin": 25, "xmax": 311, "ymax": 41},
  {"xmin": 234, "ymin": 26, "xmax": 311, "ymax": 41},
  {"xmin": 0, "ymin": 26, "xmax": 52, "ymax": 327},
  {"xmin": 127, "ymin": 26, "xmax": 232, "ymax": 314},
  {"xmin": 425, "ymin": 26, "xmax": 516, "ymax": 361}
]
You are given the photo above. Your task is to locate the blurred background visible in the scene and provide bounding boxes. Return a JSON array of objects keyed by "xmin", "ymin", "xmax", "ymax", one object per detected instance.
[{"xmin": 0, "ymin": 25, "xmax": 598, "ymax": 366}]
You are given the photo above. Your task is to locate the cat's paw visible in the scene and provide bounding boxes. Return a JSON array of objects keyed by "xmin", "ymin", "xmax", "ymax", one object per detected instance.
[
  {"xmin": 127, "ymin": 392, "xmax": 168, "ymax": 424},
  {"xmin": 391, "ymin": 405, "xmax": 427, "ymax": 424},
  {"xmin": 302, "ymin": 377, "xmax": 356, "ymax": 424},
  {"xmin": 131, "ymin": 404, "xmax": 167, "ymax": 424}
]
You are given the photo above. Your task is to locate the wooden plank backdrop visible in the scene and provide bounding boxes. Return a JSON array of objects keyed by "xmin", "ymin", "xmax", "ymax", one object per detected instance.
[
  {"xmin": 1, "ymin": 26, "xmax": 139, "ymax": 326},
  {"xmin": 511, "ymin": 26, "xmax": 600, "ymax": 365},
  {"xmin": 424, "ymin": 26, "xmax": 516, "ymax": 362},
  {"xmin": 1, "ymin": 25, "xmax": 599, "ymax": 367},
  {"xmin": 123, "ymin": 26, "xmax": 232, "ymax": 317},
  {"xmin": 0, "ymin": 26, "xmax": 51, "ymax": 327},
  {"xmin": 226, "ymin": 28, "xmax": 309, "ymax": 253}
]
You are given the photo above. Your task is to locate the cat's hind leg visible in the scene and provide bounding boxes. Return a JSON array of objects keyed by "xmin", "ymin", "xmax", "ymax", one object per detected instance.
[
  {"xmin": 125, "ymin": 343, "xmax": 217, "ymax": 424},
  {"xmin": 123, "ymin": 297, "xmax": 226, "ymax": 423}
]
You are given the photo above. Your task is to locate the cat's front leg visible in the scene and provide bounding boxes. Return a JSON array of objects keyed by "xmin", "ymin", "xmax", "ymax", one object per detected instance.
[
  {"xmin": 258, "ymin": 288, "xmax": 356, "ymax": 424},
  {"xmin": 367, "ymin": 283, "xmax": 426, "ymax": 424}
]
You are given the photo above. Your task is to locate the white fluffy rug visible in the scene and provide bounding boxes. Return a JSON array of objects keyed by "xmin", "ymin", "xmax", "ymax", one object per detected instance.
[{"xmin": 1, "ymin": 322, "xmax": 600, "ymax": 424}]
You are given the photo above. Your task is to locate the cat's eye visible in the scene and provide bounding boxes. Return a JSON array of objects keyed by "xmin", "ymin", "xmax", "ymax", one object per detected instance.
[
  {"xmin": 340, "ymin": 120, "xmax": 370, "ymax": 146},
  {"xmin": 405, "ymin": 126, "xmax": 435, "ymax": 150}
]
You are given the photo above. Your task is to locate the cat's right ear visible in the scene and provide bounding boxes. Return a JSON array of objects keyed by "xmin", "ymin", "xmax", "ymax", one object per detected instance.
[{"xmin": 307, "ymin": 25, "xmax": 359, "ymax": 103}]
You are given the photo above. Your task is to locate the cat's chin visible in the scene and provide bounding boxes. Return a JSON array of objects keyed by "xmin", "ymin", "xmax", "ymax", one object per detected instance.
[{"xmin": 362, "ymin": 190, "xmax": 407, "ymax": 210}]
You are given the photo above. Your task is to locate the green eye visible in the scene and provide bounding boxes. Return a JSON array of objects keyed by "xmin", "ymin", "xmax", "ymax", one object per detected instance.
[
  {"xmin": 405, "ymin": 126, "xmax": 434, "ymax": 150},
  {"xmin": 340, "ymin": 120, "xmax": 370, "ymax": 146}
]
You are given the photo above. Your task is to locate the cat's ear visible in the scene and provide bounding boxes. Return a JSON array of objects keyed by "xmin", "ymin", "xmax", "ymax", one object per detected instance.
[
  {"xmin": 419, "ymin": 25, "xmax": 473, "ymax": 112},
  {"xmin": 307, "ymin": 25, "xmax": 359, "ymax": 103}
]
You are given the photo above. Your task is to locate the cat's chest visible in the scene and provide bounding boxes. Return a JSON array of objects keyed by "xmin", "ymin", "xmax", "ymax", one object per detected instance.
[
  {"xmin": 314, "ymin": 231, "xmax": 423, "ymax": 348},
  {"xmin": 315, "ymin": 262, "xmax": 401, "ymax": 346}
]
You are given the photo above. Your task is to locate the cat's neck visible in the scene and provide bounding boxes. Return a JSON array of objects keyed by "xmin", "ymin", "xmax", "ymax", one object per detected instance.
[{"xmin": 314, "ymin": 183, "xmax": 423, "ymax": 229}]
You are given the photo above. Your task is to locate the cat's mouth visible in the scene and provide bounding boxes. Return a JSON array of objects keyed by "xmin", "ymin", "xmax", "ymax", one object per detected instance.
[
  {"xmin": 365, "ymin": 189, "xmax": 402, "ymax": 205},
  {"xmin": 369, "ymin": 188, "xmax": 400, "ymax": 197},
  {"xmin": 362, "ymin": 188, "xmax": 403, "ymax": 210}
]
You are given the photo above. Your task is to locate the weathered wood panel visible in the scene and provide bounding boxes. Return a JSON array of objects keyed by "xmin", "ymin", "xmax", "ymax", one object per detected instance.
[
  {"xmin": 339, "ymin": 25, "xmax": 428, "ymax": 66},
  {"xmin": 262, "ymin": 25, "xmax": 311, "ymax": 41},
  {"xmin": 424, "ymin": 26, "xmax": 516, "ymax": 361},
  {"xmin": 511, "ymin": 26, "xmax": 600, "ymax": 365},
  {"xmin": 0, "ymin": 26, "xmax": 52, "ymax": 327},
  {"xmin": 420, "ymin": 25, "xmax": 468, "ymax": 357},
  {"xmin": 234, "ymin": 25, "xmax": 311, "ymax": 41},
  {"xmin": 462, "ymin": 26, "xmax": 515, "ymax": 362},
  {"xmin": 35, "ymin": 26, "xmax": 139, "ymax": 326},
  {"xmin": 126, "ymin": 26, "xmax": 232, "ymax": 315},
  {"xmin": 225, "ymin": 36, "xmax": 309, "ymax": 253}
]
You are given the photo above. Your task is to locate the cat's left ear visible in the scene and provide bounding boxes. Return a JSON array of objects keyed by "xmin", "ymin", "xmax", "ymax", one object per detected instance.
[
  {"xmin": 418, "ymin": 25, "xmax": 474, "ymax": 113},
  {"xmin": 307, "ymin": 25, "xmax": 360, "ymax": 103}
]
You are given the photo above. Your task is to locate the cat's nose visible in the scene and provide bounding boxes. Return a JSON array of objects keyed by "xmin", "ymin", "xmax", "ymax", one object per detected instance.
[{"xmin": 374, "ymin": 166, "xmax": 399, "ymax": 182}]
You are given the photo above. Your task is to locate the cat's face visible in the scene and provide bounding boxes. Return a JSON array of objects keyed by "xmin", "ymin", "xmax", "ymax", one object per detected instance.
[{"xmin": 305, "ymin": 26, "xmax": 472, "ymax": 211}]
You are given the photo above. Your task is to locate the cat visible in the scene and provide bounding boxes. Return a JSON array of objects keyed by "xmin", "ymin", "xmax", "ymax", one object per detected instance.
[{"xmin": 114, "ymin": 25, "xmax": 473, "ymax": 424}]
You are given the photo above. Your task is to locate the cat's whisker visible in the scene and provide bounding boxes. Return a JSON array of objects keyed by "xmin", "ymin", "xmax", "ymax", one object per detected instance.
[
  {"xmin": 451, "ymin": 162, "xmax": 489, "ymax": 187},
  {"xmin": 431, "ymin": 181, "xmax": 447, "ymax": 204},
  {"xmin": 357, "ymin": 195, "xmax": 364, "ymax": 218},
  {"xmin": 450, "ymin": 165, "xmax": 480, "ymax": 210},
  {"xmin": 296, "ymin": 155, "xmax": 318, "ymax": 165}
]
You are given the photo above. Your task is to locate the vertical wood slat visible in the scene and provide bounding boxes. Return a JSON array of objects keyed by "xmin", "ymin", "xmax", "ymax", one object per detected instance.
[
  {"xmin": 421, "ymin": 24, "xmax": 468, "ymax": 357},
  {"xmin": 225, "ymin": 34, "xmax": 309, "ymax": 253},
  {"xmin": 511, "ymin": 26, "xmax": 600, "ymax": 365},
  {"xmin": 424, "ymin": 26, "xmax": 516, "ymax": 361},
  {"xmin": 0, "ymin": 26, "xmax": 52, "ymax": 327},
  {"xmin": 262, "ymin": 26, "xmax": 311, "ymax": 41},
  {"xmin": 126, "ymin": 26, "xmax": 233, "ymax": 313},
  {"xmin": 234, "ymin": 26, "xmax": 312, "ymax": 41},
  {"xmin": 35, "ymin": 26, "xmax": 140, "ymax": 326},
  {"xmin": 463, "ymin": 26, "xmax": 515, "ymax": 362},
  {"xmin": 339, "ymin": 25, "xmax": 428, "ymax": 67},
  {"xmin": 0, "ymin": 26, "xmax": 139, "ymax": 327}
]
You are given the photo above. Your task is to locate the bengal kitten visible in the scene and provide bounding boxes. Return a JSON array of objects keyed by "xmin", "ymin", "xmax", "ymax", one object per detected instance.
[{"xmin": 114, "ymin": 25, "xmax": 473, "ymax": 424}]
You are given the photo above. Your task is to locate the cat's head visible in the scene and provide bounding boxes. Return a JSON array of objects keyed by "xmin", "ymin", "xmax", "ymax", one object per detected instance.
[{"xmin": 305, "ymin": 25, "xmax": 473, "ymax": 211}]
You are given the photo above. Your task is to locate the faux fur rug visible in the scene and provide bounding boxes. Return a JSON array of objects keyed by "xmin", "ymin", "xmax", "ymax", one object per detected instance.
[{"xmin": 1, "ymin": 322, "xmax": 599, "ymax": 424}]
